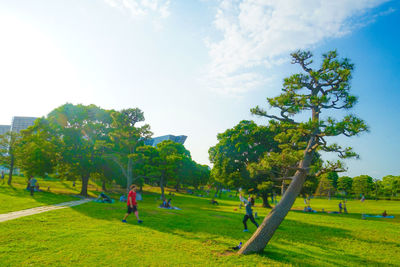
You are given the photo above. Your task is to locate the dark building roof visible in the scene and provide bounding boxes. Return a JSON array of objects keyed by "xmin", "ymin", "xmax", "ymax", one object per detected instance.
[{"xmin": 144, "ymin": 135, "xmax": 187, "ymax": 147}]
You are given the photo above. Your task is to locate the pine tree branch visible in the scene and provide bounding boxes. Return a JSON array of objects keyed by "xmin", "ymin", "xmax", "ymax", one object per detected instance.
[
  {"xmin": 251, "ymin": 106, "xmax": 298, "ymax": 124},
  {"xmin": 273, "ymin": 176, "xmax": 294, "ymax": 181}
]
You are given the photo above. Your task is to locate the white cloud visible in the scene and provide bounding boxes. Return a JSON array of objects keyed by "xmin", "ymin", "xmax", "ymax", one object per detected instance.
[
  {"xmin": 104, "ymin": 0, "xmax": 170, "ymax": 22},
  {"xmin": 206, "ymin": 0, "xmax": 391, "ymax": 95}
]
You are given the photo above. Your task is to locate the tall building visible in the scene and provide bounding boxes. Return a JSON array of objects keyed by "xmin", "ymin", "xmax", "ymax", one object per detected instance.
[
  {"xmin": 145, "ymin": 135, "xmax": 187, "ymax": 147},
  {"xmin": 0, "ymin": 125, "xmax": 10, "ymax": 135},
  {"xmin": 10, "ymin": 116, "xmax": 37, "ymax": 133}
]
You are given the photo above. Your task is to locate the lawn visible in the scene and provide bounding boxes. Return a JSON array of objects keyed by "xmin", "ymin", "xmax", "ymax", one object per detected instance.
[
  {"xmin": 0, "ymin": 185, "xmax": 399, "ymax": 266},
  {"xmin": 0, "ymin": 176, "xmax": 111, "ymax": 213}
]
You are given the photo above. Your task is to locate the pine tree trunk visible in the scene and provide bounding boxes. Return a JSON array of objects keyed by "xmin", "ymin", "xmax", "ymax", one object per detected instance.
[
  {"xmin": 80, "ymin": 174, "xmax": 90, "ymax": 197},
  {"xmin": 102, "ymin": 180, "xmax": 106, "ymax": 192},
  {"xmin": 238, "ymin": 137, "xmax": 316, "ymax": 255},
  {"xmin": 261, "ymin": 192, "xmax": 272, "ymax": 208},
  {"xmin": 7, "ymin": 155, "xmax": 14, "ymax": 185},
  {"xmin": 160, "ymin": 176, "xmax": 165, "ymax": 199},
  {"xmin": 281, "ymin": 181, "xmax": 286, "ymax": 195},
  {"xmin": 127, "ymin": 158, "xmax": 132, "ymax": 193}
]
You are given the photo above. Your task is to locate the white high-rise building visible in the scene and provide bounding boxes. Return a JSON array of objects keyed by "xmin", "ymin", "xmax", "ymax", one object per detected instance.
[
  {"xmin": 0, "ymin": 125, "xmax": 10, "ymax": 135},
  {"xmin": 10, "ymin": 117, "xmax": 37, "ymax": 133}
]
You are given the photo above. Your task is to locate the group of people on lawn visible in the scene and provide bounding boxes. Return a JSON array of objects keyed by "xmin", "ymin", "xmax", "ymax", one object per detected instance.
[{"xmin": 120, "ymin": 184, "xmax": 260, "ymax": 232}]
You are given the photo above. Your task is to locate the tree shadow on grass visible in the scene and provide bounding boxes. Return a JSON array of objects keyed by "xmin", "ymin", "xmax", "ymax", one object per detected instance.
[
  {"xmin": 263, "ymin": 243, "xmax": 385, "ymax": 267},
  {"xmin": 290, "ymin": 209, "xmax": 399, "ymax": 224},
  {"xmin": 74, "ymin": 200, "xmax": 389, "ymax": 266},
  {"xmin": 66, "ymin": 191, "xmax": 398, "ymax": 266},
  {"xmin": 71, "ymin": 196, "xmax": 348, "ymax": 237},
  {"xmin": 0, "ymin": 184, "xmax": 79, "ymax": 213}
]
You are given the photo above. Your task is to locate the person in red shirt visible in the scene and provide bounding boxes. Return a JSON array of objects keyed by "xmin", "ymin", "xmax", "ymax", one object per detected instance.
[{"xmin": 122, "ymin": 184, "xmax": 142, "ymax": 223}]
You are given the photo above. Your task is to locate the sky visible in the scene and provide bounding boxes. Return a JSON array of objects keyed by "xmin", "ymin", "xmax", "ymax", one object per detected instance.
[{"xmin": 0, "ymin": 0, "xmax": 399, "ymax": 179}]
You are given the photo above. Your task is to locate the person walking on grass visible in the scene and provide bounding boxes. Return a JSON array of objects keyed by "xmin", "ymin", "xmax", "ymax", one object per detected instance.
[
  {"xmin": 29, "ymin": 176, "xmax": 37, "ymax": 196},
  {"xmin": 1, "ymin": 171, "xmax": 4, "ymax": 184},
  {"xmin": 122, "ymin": 184, "xmax": 142, "ymax": 224},
  {"xmin": 240, "ymin": 194, "xmax": 259, "ymax": 232}
]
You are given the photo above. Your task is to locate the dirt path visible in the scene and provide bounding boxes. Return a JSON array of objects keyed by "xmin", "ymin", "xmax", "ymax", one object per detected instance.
[{"xmin": 0, "ymin": 199, "xmax": 92, "ymax": 223}]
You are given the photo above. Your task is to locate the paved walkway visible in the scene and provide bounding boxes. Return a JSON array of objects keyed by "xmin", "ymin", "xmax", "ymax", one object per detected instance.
[{"xmin": 0, "ymin": 199, "xmax": 92, "ymax": 223}]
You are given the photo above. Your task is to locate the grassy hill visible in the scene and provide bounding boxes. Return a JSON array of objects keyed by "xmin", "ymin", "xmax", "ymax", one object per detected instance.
[{"xmin": 0, "ymin": 181, "xmax": 399, "ymax": 266}]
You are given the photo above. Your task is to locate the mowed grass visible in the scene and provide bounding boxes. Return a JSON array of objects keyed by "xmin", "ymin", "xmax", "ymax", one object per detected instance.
[
  {"xmin": 0, "ymin": 176, "xmax": 110, "ymax": 213},
  {"xmin": 0, "ymin": 185, "xmax": 399, "ymax": 266}
]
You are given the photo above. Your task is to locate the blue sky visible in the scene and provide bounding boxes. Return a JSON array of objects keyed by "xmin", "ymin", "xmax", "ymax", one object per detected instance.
[{"xmin": 0, "ymin": 0, "xmax": 399, "ymax": 179}]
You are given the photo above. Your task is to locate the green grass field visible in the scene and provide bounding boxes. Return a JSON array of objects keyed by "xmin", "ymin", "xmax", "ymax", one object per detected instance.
[
  {"xmin": 1, "ymin": 181, "xmax": 399, "ymax": 266},
  {"xmin": 0, "ymin": 176, "xmax": 115, "ymax": 213}
]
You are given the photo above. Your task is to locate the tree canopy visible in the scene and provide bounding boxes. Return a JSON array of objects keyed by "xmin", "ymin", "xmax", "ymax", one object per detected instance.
[
  {"xmin": 238, "ymin": 50, "xmax": 368, "ymax": 255},
  {"xmin": 209, "ymin": 120, "xmax": 279, "ymax": 207}
]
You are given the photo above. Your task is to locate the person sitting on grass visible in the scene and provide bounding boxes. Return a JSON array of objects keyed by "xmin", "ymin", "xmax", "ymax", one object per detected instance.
[
  {"xmin": 382, "ymin": 210, "xmax": 387, "ymax": 217},
  {"xmin": 119, "ymin": 195, "xmax": 127, "ymax": 202},
  {"xmin": 240, "ymin": 195, "xmax": 259, "ymax": 232},
  {"xmin": 97, "ymin": 192, "xmax": 112, "ymax": 203},
  {"xmin": 160, "ymin": 198, "xmax": 173, "ymax": 208},
  {"xmin": 210, "ymin": 198, "xmax": 219, "ymax": 205},
  {"xmin": 122, "ymin": 185, "xmax": 142, "ymax": 224},
  {"xmin": 160, "ymin": 198, "xmax": 168, "ymax": 208},
  {"xmin": 29, "ymin": 176, "xmax": 37, "ymax": 196},
  {"xmin": 303, "ymin": 205, "xmax": 314, "ymax": 212}
]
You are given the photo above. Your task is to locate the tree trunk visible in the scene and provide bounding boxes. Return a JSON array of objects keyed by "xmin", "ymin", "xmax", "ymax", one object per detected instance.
[
  {"xmin": 160, "ymin": 176, "xmax": 165, "ymax": 199},
  {"xmin": 281, "ymin": 181, "xmax": 286, "ymax": 195},
  {"xmin": 7, "ymin": 155, "xmax": 14, "ymax": 185},
  {"xmin": 127, "ymin": 158, "xmax": 132, "ymax": 193},
  {"xmin": 102, "ymin": 180, "xmax": 106, "ymax": 192},
  {"xmin": 238, "ymin": 137, "xmax": 316, "ymax": 255},
  {"xmin": 261, "ymin": 192, "xmax": 272, "ymax": 208},
  {"xmin": 80, "ymin": 174, "xmax": 90, "ymax": 197}
]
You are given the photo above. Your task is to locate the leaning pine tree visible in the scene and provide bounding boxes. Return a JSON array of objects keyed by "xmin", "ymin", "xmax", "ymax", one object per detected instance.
[{"xmin": 238, "ymin": 50, "xmax": 368, "ymax": 254}]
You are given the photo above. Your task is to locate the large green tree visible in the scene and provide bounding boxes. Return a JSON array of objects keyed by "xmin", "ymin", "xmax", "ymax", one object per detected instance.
[
  {"xmin": 238, "ymin": 50, "xmax": 368, "ymax": 254},
  {"xmin": 108, "ymin": 108, "xmax": 152, "ymax": 192},
  {"xmin": 352, "ymin": 175, "xmax": 374, "ymax": 197},
  {"xmin": 337, "ymin": 176, "xmax": 353, "ymax": 195},
  {"xmin": 209, "ymin": 120, "xmax": 279, "ymax": 207},
  {"xmin": 157, "ymin": 140, "xmax": 191, "ymax": 199},
  {"xmin": 133, "ymin": 141, "xmax": 193, "ymax": 199},
  {"xmin": 131, "ymin": 144, "xmax": 161, "ymax": 191},
  {"xmin": 0, "ymin": 131, "xmax": 21, "ymax": 185},
  {"xmin": 315, "ymin": 174, "xmax": 335, "ymax": 197},
  {"xmin": 46, "ymin": 103, "xmax": 113, "ymax": 196},
  {"xmin": 15, "ymin": 118, "xmax": 58, "ymax": 179},
  {"xmin": 175, "ymin": 158, "xmax": 209, "ymax": 191},
  {"xmin": 381, "ymin": 175, "xmax": 400, "ymax": 198}
]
